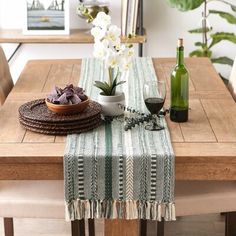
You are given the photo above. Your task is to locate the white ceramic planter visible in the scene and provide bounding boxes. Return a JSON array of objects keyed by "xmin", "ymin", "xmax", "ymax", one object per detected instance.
[{"xmin": 97, "ymin": 92, "xmax": 125, "ymax": 116}]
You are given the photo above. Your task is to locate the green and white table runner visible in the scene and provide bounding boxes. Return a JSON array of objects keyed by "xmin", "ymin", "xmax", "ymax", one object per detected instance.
[{"xmin": 64, "ymin": 57, "xmax": 175, "ymax": 221}]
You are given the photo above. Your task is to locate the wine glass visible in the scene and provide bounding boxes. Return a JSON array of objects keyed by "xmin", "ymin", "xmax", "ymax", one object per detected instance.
[{"xmin": 143, "ymin": 80, "xmax": 166, "ymax": 131}]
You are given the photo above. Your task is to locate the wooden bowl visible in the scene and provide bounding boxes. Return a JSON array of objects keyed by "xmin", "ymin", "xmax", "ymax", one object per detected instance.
[{"xmin": 45, "ymin": 96, "xmax": 90, "ymax": 115}]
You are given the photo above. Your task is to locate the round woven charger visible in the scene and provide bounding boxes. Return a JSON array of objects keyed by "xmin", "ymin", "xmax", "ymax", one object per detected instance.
[
  {"xmin": 19, "ymin": 116, "xmax": 101, "ymax": 131},
  {"xmin": 19, "ymin": 113, "xmax": 101, "ymax": 128},
  {"xmin": 19, "ymin": 99, "xmax": 102, "ymax": 123},
  {"xmin": 20, "ymin": 120, "xmax": 102, "ymax": 135}
]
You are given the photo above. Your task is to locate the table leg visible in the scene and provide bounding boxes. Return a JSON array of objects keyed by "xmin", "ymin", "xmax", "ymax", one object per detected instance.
[
  {"xmin": 157, "ymin": 219, "xmax": 164, "ymax": 236},
  {"xmin": 88, "ymin": 219, "xmax": 95, "ymax": 236},
  {"xmin": 71, "ymin": 219, "xmax": 85, "ymax": 236},
  {"xmin": 140, "ymin": 219, "xmax": 147, "ymax": 236},
  {"xmin": 225, "ymin": 212, "xmax": 236, "ymax": 236},
  {"xmin": 104, "ymin": 220, "xmax": 139, "ymax": 236},
  {"xmin": 4, "ymin": 218, "xmax": 14, "ymax": 236}
]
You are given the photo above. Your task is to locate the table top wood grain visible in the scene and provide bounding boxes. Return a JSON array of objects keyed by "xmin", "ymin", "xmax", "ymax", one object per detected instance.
[{"xmin": 1, "ymin": 57, "xmax": 236, "ymax": 180}]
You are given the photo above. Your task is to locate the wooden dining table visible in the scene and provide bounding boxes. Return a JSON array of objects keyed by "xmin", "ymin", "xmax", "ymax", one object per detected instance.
[{"xmin": 1, "ymin": 57, "xmax": 236, "ymax": 235}]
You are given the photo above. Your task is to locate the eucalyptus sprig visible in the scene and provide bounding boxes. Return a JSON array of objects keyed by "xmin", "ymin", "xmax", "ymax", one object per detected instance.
[{"xmin": 118, "ymin": 104, "xmax": 169, "ymax": 131}]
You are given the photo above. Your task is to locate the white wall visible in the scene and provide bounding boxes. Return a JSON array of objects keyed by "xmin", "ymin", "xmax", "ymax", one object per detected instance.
[{"xmin": 0, "ymin": 0, "xmax": 235, "ymax": 82}]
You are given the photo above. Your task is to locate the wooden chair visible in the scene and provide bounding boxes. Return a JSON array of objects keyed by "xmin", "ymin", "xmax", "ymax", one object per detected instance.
[
  {"xmin": 140, "ymin": 181, "xmax": 236, "ymax": 236},
  {"xmin": 0, "ymin": 46, "xmax": 14, "ymax": 105},
  {"xmin": 0, "ymin": 180, "xmax": 92, "ymax": 236},
  {"xmin": 228, "ymin": 57, "xmax": 236, "ymax": 101}
]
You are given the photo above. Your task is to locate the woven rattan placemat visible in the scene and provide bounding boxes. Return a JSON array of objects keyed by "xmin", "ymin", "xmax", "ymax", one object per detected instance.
[{"xmin": 19, "ymin": 99, "xmax": 102, "ymax": 135}]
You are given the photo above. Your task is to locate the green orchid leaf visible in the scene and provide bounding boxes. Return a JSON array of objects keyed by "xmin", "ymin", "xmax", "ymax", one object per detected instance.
[
  {"xmin": 111, "ymin": 86, "xmax": 117, "ymax": 95},
  {"xmin": 188, "ymin": 27, "xmax": 212, "ymax": 33},
  {"xmin": 209, "ymin": 32, "xmax": 236, "ymax": 48},
  {"xmin": 211, "ymin": 56, "xmax": 234, "ymax": 66},
  {"xmin": 103, "ymin": 81, "xmax": 111, "ymax": 88},
  {"xmin": 94, "ymin": 82, "xmax": 105, "ymax": 90},
  {"xmin": 112, "ymin": 77, "xmax": 118, "ymax": 86},
  {"xmin": 110, "ymin": 78, "xmax": 119, "ymax": 96},
  {"xmin": 94, "ymin": 81, "xmax": 111, "ymax": 95},
  {"xmin": 94, "ymin": 81, "xmax": 109, "ymax": 90},
  {"xmin": 110, "ymin": 78, "xmax": 117, "ymax": 95},
  {"xmin": 165, "ymin": 0, "xmax": 204, "ymax": 11},
  {"xmin": 209, "ymin": 10, "xmax": 236, "ymax": 24},
  {"xmin": 110, "ymin": 87, "xmax": 116, "ymax": 96},
  {"xmin": 116, "ymin": 81, "xmax": 126, "ymax": 86},
  {"xmin": 104, "ymin": 81, "xmax": 113, "ymax": 95},
  {"xmin": 94, "ymin": 85, "xmax": 108, "ymax": 95}
]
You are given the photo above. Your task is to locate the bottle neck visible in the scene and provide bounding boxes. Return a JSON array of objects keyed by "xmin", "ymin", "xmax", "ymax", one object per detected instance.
[{"xmin": 176, "ymin": 46, "xmax": 184, "ymax": 66}]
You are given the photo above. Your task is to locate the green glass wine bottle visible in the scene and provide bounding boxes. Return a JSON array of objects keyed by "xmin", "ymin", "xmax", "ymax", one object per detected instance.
[{"xmin": 170, "ymin": 38, "xmax": 189, "ymax": 122}]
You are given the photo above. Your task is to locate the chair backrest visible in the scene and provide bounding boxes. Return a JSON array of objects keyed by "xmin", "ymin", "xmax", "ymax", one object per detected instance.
[
  {"xmin": 228, "ymin": 57, "xmax": 236, "ymax": 101},
  {"xmin": 0, "ymin": 46, "xmax": 14, "ymax": 105}
]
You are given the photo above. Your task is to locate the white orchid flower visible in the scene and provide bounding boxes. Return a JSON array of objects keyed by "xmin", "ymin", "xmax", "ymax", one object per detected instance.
[
  {"xmin": 92, "ymin": 12, "xmax": 111, "ymax": 29},
  {"xmin": 118, "ymin": 56, "xmax": 132, "ymax": 72},
  {"xmin": 105, "ymin": 25, "xmax": 121, "ymax": 47},
  {"xmin": 105, "ymin": 50, "xmax": 121, "ymax": 68},
  {"xmin": 116, "ymin": 44, "xmax": 126, "ymax": 52},
  {"xmin": 127, "ymin": 47, "xmax": 135, "ymax": 58},
  {"xmin": 122, "ymin": 62, "xmax": 132, "ymax": 71},
  {"xmin": 100, "ymin": 38, "xmax": 110, "ymax": 48},
  {"xmin": 91, "ymin": 11, "xmax": 134, "ymax": 81},
  {"xmin": 91, "ymin": 26, "xmax": 106, "ymax": 41},
  {"xmin": 93, "ymin": 42, "xmax": 108, "ymax": 60}
]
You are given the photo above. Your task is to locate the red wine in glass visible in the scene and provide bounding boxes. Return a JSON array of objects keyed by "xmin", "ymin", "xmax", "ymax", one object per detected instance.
[
  {"xmin": 145, "ymin": 97, "xmax": 165, "ymax": 115},
  {"xmin": 143, "ymin": 81, "xmax": 166, "ymax": 131}
]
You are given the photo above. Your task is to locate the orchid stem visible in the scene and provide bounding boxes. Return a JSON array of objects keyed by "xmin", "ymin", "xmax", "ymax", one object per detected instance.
[{"xmin": 108, "ymin": 67, "xmax": 113, "ymax": 87}]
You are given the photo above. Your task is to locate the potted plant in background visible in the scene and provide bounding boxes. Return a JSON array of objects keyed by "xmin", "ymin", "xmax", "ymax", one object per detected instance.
[
  {"xmin": 89, "ymin": 11, "xmax": 134, "ymax": 116},
  {"xmin": 165, "ymin": 0, "xmax": 236, "ymax": 82}
]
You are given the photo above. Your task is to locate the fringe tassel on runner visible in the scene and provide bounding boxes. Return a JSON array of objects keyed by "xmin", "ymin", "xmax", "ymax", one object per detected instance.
[{"xmin": 65, "ymin": 199, "xmax": 176, "ymax": 221}]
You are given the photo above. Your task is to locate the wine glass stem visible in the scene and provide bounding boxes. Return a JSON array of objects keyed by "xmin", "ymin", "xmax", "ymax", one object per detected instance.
[
  {"xmin": 153, "ymin": 114, "xmax": 163, "ymax": 129},
  {"xmin": 152, "ymin": 114, "xmax": 158, "ymax": 126}
]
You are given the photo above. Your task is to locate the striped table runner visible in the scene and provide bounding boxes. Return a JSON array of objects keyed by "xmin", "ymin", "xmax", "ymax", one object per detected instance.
[{"xmin": 64, "ymin": 57, "xmax": 175, "ymax": 221}]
